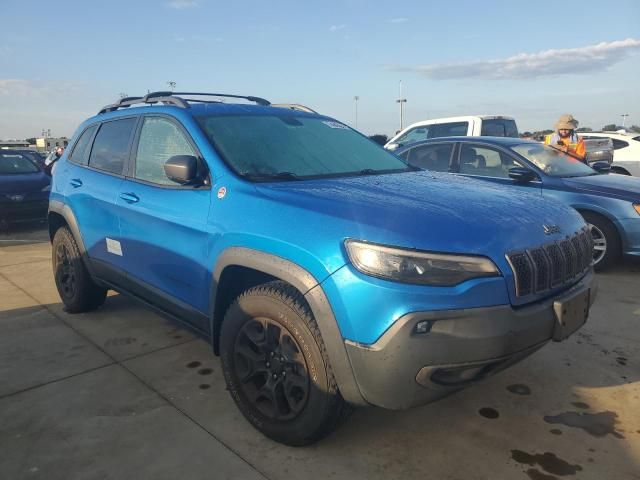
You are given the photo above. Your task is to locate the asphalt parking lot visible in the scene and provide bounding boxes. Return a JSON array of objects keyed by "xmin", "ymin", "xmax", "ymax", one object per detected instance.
[{"xmin": 1, "ymin": 226, "xmax": 639, "ymax": 480}]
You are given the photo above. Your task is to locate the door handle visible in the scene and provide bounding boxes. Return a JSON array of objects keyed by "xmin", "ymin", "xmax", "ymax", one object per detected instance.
[
  {"xmin": 70, "ymin": 178, "xmax": 83, "ymax": 188},
  {"xmin": 119, "ymin": 192, "xmax": 140, "ymax": 204}
]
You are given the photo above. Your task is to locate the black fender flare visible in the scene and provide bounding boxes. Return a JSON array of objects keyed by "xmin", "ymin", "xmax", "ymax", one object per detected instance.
[
  {"xmin": 48, "ymin": 200, "xmax": 96, "ymax": 276},
  {"xmin": 211, "ymin": 247, "xmax": 367, "ymax": 406}
]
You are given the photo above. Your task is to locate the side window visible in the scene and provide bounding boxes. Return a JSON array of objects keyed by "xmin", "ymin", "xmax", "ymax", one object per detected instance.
[
  {"xmin": 68, "ymin": 125, "xmax": 97, "ymax": 165},
  {"xmin": 459, "ymin": 144, "xmax": 524, "ymax": 178},
  {"xmin": 428, "ymin": 122, "xmax": 469, "ymax": 138},
  {"xmin": 481, "ymin": 119, "xmax": 519, "ymax": 138},
  {"xmin": 611, "ymin": 139, "xmax": 629, "ymax": 150},
  {"xmin": 134, "ymin": 117, "xmax": 197, "ymax": 185},
  {"xmin": 404, "ymin": 143, "xmax": 454, "ymax": 172},
  {"xmin": 88, "ymin": 118, "xmax": 137, "ymax": 174},
  {"xmin": 396, "ymin": 127, "xmax": 429, "ymax": 146}
]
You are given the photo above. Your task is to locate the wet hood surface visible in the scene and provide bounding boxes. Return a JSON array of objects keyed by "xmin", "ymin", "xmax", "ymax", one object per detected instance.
[{"xmin": 256, "ymin": 171, "xmax": 585, "ymax": 256}]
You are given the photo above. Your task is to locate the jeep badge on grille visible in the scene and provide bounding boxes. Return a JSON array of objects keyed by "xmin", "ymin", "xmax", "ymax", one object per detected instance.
[{"xmin": 543, "ymin": 224, "xmax": 561, "ymax": 235}]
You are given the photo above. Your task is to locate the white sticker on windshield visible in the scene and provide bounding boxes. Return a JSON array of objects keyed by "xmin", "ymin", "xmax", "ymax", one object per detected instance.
[
  {"xmin": 322, "ymin": 121, "xmax": 349, "ymax": 130},
  {"xmin": 106, "ymin": 238, "xmax": 123, "ymax": 256}
]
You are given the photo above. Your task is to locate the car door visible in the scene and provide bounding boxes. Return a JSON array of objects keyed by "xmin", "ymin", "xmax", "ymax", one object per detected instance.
[
  {"xmin": 116, "ymin": 115, "xmax": 212, "ymax": 327},
  {"xmin": 453, "ymin": 143, "xmax": 542, "ymax": 195},
  {"xmin": 398, "ymin": 142, "xmax": 456, "ymax": 173},
  {"xmin": 63, "ymin": 117, "xmax": 138, "ymax": 275}
]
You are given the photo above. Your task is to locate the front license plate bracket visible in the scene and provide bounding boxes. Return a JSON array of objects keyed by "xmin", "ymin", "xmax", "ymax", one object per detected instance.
[{"xmin": 552, "ymin": 288, "xmax": 590, "ymax": 342}]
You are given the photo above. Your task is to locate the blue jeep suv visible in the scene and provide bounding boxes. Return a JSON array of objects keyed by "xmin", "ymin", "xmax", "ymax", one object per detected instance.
[{"xmin": 49, "ymin": 92, "xmax": 597, "ymax": 445}]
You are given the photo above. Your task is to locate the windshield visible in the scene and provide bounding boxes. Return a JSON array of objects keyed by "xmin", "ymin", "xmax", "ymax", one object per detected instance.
[
  {"xmin": 0, "ymin": 153, "xmax": 40, "ymax": 175},
  {"xmin": 512, "ymin": 143, "xmax": 596, "ymax": 177},
  {"xmin": 197, "ymin": 114, "xmax": 411, "ymax": 180}
]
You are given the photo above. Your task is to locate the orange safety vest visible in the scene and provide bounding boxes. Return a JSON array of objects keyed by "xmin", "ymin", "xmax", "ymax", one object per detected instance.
[{"xmin": 544, "ymin": 133, "xmax": 586, "ymax": 161}]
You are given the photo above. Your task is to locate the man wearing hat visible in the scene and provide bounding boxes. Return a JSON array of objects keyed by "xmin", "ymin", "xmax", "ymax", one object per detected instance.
[{"xmin": 544, "ymin": 114, "xmax": 586, "ymax": 162}]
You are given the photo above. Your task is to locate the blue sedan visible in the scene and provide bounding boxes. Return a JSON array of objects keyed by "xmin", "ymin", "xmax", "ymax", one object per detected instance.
[
  {"xmin": 395, "ymin": 137, "xmax": 640, "ymax": 270},
  {"xmin": 0, "ymin": 150, "xmax": 51, "ymax": 229}
]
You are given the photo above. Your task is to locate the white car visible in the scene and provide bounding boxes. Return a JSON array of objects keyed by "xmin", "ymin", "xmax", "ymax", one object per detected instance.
[
  {"xmin": 384, "ymin": 115, "xmax": 518, "ymax": 151},
  {"xmin": 578, "ymin": 131, "xmax": 640, "ymax": 176}
]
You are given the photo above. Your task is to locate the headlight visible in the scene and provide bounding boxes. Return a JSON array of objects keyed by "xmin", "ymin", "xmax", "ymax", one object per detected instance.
[
  {"xmin": 42, "ymin": 184, "xmax": 51, "ymax": 192},
  {"xmin": 634, "ymin": 203, "xmax": 640, "ymax": 216},
  {"xmin": 345, "ymin": 239, "xmax": 500, "ymax": 286}
]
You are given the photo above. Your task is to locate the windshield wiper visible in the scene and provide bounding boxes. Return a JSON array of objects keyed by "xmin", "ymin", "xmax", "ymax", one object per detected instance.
[
  {"xmin": 358, "ymin": 169, "xmax": 377, "ymax": 175},
  {"xmin": 242, "ymin": 171, "xmax": 301, "ymax": 181}
]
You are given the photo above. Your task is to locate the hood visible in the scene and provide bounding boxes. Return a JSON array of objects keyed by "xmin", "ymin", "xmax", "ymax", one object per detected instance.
[
  {"xmin": 562, "ymin": 173, "xmax": 640, "ymax": 201},
  {"xmin": 255, "ymin": 171, "xmax": 586, "ymax": 258},
  {"xmin": 0, "ymin": 171, "xmax": 50, "ymax": 194}
]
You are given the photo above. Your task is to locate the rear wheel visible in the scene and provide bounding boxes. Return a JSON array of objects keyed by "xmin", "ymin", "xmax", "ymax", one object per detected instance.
[
  {"xmin": 580, "ymin": 212, "xmax": 621, "ymax": 271},
  {"xmin": 52, "ymin": 227, "xmax": 107, "ymax": 312},
  {"xmin": 220, "ymin": 280, "xmax": 349, "ymax": 446}
]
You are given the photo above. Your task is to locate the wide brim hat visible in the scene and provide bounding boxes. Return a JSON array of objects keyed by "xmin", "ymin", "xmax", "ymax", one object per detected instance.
[{"xmin": 555, "ymin": 114, "xmax": 579, "ymax": 130}]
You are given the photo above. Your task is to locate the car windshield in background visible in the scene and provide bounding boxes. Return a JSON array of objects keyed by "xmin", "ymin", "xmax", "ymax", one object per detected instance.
[
  {"xmin": 197, "ymin": 115, "xmax": 412, "ymax": 180},
  {"xmin": 512, "ymin": 143, "xmax": 596, "ymax": 177},
  {"xmin": 481, "ymin": 119, "xmax": 519, "ymax": 137},
  {"xmin": 0, "ymin": 153, "xmax": 40, "ymax": 175}
]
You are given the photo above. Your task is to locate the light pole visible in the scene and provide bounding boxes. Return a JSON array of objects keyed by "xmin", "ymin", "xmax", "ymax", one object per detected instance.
[
  {"xmin": 621, "ymin": 114, "xmax": 629, "ymax": 128},
  {"xmin": 167, "ymin": 81, "xmax": 176, "ymax": 92},
  {"xmin": 396, "ymin": 80, "xmax": 407, "ymax": 131},
  {"xmin": 354, "ymin": 96, "xmax": 359, "ymax": 129}
]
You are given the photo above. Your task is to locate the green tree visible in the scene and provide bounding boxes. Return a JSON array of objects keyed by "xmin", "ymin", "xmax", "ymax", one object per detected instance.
[
  {"xmin": 576, "ymin": 127, "xmax": 592, "ymax": 132},
  {"xmin": 368, "ymin": 134, "xmax": 389, "ymax": 146},
  {"xmin": 602, "ymin": 124, "xmax": 623, "ymax": 131},
  {"xmin": 629, "ymin": 125, "xmax": 640, "ymax": 133},
  {"xmin": 25, "ymin": 137, "xmax": 37, "ymax": 144}
]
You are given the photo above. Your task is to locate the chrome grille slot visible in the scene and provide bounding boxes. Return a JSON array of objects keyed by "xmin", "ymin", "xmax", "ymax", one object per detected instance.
[
  {"xmin": 528, "ymin": 248, "xmax": 550, "ymax": 293},
  {"xmin": 507, "ymin": 253, "xmax": 533, "ymax": 297}
]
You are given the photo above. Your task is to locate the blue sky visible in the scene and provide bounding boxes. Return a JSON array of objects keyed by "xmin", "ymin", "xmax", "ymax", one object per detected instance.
[{"xmin": 1, "ymin": 0, "xmax": 639, "ymax": 139}]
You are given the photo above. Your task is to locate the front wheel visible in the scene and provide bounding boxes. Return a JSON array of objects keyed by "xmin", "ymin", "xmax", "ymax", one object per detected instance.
[
  {"xmin": 220, "ymin": 281, "xmax": 349, "ymax": 446},
  {"xmin": 580, "ymin": 212, "xmax": 621, "ymax": 271}
]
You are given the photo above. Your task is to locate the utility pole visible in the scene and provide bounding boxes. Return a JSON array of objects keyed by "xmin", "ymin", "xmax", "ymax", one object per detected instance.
[
  {"xmin": 167, "ymin": 81, "xmax": 176, "ymax": 92},
  {"xmin": 396, "ymin": 80, "xmax": 407, "ymax": 132},
  {"xmin": 621, "ymin": 114, "xmax": 629, "ymax": 128},
  {"xmin": 354, "ymin": 96, "xmax": 359, "ymax": 129}
]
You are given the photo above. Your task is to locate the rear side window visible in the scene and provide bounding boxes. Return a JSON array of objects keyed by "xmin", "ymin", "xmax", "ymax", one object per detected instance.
[
  {"xmin": 68, "ymin": 125, "xmax": 97, "ymax": 165},
  {"xmin": 134, "ymin": 117, "xmax": 197, "ymax": 185},
  {"xmin": 481, "ymin": 119, "xmax": 519, "ymax": 138},
  {"xmin": 403, "ymin": 143, "xmax": 454, "ymax": 172},
  {"xmin": 428, "ymin": 122, "xmax": 468, "ymax": 138},
  {"xmin": 395, "ymin": 127, "xmax": 430, "ymax": 146},
  {"xmin": 88, "ymin": 118, "xmax": 137, "ymax": 175},
  {"xmin": 611, "ymin": 139, "xmax": 629, "ymax": 150}
]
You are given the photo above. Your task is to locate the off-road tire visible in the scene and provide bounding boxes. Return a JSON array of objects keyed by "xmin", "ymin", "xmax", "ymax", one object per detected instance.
[
  {"xmin": 220, "ymin": 280, "xmax": 350, "ymax": 446},
  {"xmin": 52, "ymin": 227, "xmax": 107, "ymax": 313},
  {"xmin": 580, "ymin": 211, "xmax": 621, "ymax": 271}
]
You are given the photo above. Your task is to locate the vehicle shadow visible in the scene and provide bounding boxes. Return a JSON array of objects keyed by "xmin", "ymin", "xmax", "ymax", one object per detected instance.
[{"xmin": 0, "ymin": 221, "xmax": 49, "ymax": 247}]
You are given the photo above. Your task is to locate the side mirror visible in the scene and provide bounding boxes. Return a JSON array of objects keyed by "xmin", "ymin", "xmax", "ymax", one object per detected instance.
[
  {"xmin": 385, "ymin": 142, "xmax": 401, "ymax": 151},
  {"xmin": 164, "ymin": 155, "xmax": 200, "ymax": 185},
  {"xmin": 509, "ymin": 167, "xmax": 537, "ymax": 183},
  {"xmin": 591, "ymin": 161, "xmax": 611, "ymax": 174}
]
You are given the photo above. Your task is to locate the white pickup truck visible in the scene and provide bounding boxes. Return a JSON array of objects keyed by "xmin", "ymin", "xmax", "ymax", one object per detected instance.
[{"xmin": 384, "ymin": 115, "xmax": 519, "ymax": 151}]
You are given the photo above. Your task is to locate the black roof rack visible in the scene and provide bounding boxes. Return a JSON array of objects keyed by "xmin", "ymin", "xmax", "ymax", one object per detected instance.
[{"xmin": 98, "ymin": 91, "xmax": 271, "ymax": 114}]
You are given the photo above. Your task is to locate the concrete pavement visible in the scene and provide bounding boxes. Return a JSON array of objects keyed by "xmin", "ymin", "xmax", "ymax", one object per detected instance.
[{"xmin": 1, "ymin": 231, "xmax": 639, "ymax": 480}]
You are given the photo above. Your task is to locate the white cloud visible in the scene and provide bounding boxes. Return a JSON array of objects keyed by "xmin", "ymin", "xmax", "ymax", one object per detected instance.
[
  {"xmin": 0, "ymin": 79, "xmax": 80, "ymax": 98},
  {"xmin": 393, "ymin": 38, "xmax": 640, "ymax": 80},
  {"xmin": 167, "ymin": 0, "xmax": 199, "ymax": 9},
  {"xmin": 390, "ymin": 18, "xmax": 408, "ymax": 23},
  {"xmin": 329, "ymin": 24, "xmax": 346, "ymax": 32}
]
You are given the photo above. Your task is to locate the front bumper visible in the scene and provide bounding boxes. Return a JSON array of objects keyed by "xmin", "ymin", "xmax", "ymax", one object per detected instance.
[{"xmin": 344, "ymin": 270, "xmax": 597, "ymax": 409}]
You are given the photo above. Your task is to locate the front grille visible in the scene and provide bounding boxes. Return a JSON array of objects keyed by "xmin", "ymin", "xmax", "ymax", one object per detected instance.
[{"xmin": 507, "ymin": 228, "xmax": 593, "ymax": 297}]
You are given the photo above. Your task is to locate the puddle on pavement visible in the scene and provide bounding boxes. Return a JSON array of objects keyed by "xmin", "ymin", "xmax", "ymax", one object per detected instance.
[
  {"xmin": 511, "ymin": 450, "xmax": 582, "ymax": 476},
  {"xmin": 104, "ymin": 337, "xmax": 137, "ymax": 347},
  {"xmin": 198, "ymin": 368, "xmax": 213, "ymax": 375},
  {"xmin": 507, "ymin": 384, "xmax": 531, "ymax": 395},
  {"xmin": 550, "ymin": 429, "xmax": 562, "ymax": 435},
  {"xmin": 544, "ymin": 411, "xmax": 624, "ymax": 439},
  {"xmin": 478, "ymin": 407, "xmax": 499, "ymax": 419},
  {"xmin": 186, "ymin": 361, "xmax": 201, "ymax": 369},
  {"xmin": 571, "ymin": 402, "xmax": 589, "ymax": 409},
  {"xmin": 199, "ymin": 384, "xmax": 211, "ymax": 390},
  {"xmin": 616, "ymin": 357, "xmax": 627, "ymax": 366}
]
